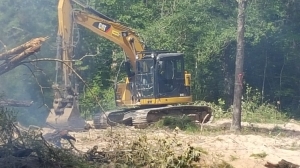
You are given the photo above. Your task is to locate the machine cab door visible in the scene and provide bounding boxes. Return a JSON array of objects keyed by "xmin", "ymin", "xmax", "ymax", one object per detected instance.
[
  {"xmin": 135, "ymin": 59, "xmax": 155, "ymax": 99},
  {"xmin": 156, "ymin": 55, "xmax": 186, "ymax": 98}
]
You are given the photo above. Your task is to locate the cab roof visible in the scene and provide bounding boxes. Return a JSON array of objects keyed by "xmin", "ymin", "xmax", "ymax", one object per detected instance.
[{"xmin": 142, "ymin": 52, "xmax": 184, "ymax": 59}]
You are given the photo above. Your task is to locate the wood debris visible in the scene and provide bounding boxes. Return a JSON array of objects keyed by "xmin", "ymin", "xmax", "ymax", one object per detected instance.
[
  {"xmin": 265, "ymin": 159, "xmax": 300, "ymax": 168},
  {"xmin": 0, "ymin": 37, "xmax": 48, "ymax": 76},
  {"xmin": 0, "ymin": 99, "xmax": 33, "ymax": 107},
  {"xmin": 42, "ymin": 129, "xmax": 77, "ymax": 148}
]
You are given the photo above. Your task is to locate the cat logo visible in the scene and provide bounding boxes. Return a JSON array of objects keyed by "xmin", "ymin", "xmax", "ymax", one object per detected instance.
[
  {"xmin": 92, "ymin": 22, "xmax": 111, "ymax": 32},
  {"xmin": 98, "ymin": 23, "xmax": 107, "ymax": 31}
]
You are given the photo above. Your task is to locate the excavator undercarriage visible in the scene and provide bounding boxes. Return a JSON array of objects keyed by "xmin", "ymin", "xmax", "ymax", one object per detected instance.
[{"xmin": 93, "ymin": 105, "xmax": 213, "ymax": 129}]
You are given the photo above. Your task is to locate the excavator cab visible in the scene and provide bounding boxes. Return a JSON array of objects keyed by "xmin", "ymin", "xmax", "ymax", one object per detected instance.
[
  {"xmin": 155, "ymin": 53, "xmax": 188, "ymax": 98},
  {"xmin": 134, "ymin": 52, "xmax": 191, "ymax": 104}
]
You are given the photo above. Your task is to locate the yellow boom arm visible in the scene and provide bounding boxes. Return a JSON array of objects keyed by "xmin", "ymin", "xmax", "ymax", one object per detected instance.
[{"xmin": 58, "ymin": 0, "xmax": 145, "ymax": 72}]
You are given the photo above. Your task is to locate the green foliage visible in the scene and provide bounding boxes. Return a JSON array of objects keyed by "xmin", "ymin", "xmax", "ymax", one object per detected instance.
[
  {"xmin": 250, "ymin": 152, "xmax": 268, "ymax": 159},
  {"xmin": 241, "ymin": 85, "xmax": 289, "ymax": 123},
  {"xmin": 79, "ymin": 81, "xmax": 117, "ymax": 119},
  {"xmin": 101, "ymin": 130, "xmax": 204, "ymax": 168},
  {"xmin": 156, "ymin": 116, "xmax": 200, "ymax": 132},
  {"xmin": 101, "ymin": 87, "xmax": 117, "ymax": 110},
  {"xmin": 195, "ymin": 84, "xmax": 289, "ymax": 123}
]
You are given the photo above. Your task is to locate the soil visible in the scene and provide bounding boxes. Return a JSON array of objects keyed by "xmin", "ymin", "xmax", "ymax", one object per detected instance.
[{"xmin": 51, "ymin": 119, "xmax": 300, "ymax": 168}]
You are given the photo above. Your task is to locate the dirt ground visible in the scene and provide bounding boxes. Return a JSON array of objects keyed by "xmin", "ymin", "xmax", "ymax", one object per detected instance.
[{"xmin": 43, "ymin": 119, "xmax": 300, "ymax": 168}]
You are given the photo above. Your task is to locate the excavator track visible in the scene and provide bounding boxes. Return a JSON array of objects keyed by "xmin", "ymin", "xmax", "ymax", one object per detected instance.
[
  {"xmin": 93, "ymin": 105, "xmax": 213, "ymax": 129},
  {"xmin": 93, "ymin": 108, "xmax": 136, "ymax": 129}
]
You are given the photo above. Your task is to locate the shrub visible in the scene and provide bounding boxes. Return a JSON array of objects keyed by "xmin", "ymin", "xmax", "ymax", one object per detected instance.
[{"xmin": 156, "ymin": 115, "xmax": 200, "ymax": 132}]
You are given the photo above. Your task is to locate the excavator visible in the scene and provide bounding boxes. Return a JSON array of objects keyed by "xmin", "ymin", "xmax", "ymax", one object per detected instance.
[{"xmin": 45, "ymin": 0, "xmax": 213, "ymax": 131}]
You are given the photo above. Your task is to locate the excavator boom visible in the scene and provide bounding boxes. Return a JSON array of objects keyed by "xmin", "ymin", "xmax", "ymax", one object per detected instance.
[{"xmin": 73, "ymin": 10, "xmax": 144, "ymax": 70}]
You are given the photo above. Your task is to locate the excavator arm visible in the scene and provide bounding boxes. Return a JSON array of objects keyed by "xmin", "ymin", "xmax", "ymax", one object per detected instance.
[
  {"xmin": 46, "ymin": 0, "xmax": 145, "ymax": 130},
  {"xmin": 57, "ymin": 0, "xmax": 73, "ymax": 89}
]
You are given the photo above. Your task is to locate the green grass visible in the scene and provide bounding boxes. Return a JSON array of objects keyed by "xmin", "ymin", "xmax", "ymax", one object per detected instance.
[
  {"xmin": 153, "ymin": 114, "xmax": 298, "ymax": 139},
  {"xmin": 195, "ymin": 85, "xmax": 291, "ymax": 125},
  {"xmin": 250, "ymin": 152, "xmax": 268, "ymax": 159},
  {"xmin": 195, "ymin": 100, "xmax": 290, "ymax": 124},
  {"xmin": 155, "ymin": 115, "xmax": 200, "ymax": 132}
]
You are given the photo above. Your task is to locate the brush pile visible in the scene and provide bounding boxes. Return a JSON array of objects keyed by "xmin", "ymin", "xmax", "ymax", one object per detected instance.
[
  {"xmin": 0, "ymin": 107, "xmax": 88, "ymax": 168},
  {"xmin": 0, "ymin": 106, "xmax": 205, "ymax": 167}
]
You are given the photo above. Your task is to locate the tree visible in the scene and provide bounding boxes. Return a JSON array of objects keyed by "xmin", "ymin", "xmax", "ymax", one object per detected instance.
[{"xmin": 231, "ymin": 0, "xmax": 247, "ymax": 131}]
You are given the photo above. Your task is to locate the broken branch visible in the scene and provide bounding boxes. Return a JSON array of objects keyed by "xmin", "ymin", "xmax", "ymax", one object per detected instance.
[
  {"xmin": 0, "ymin": 37, "xmax": 48, "ymax": 60},
  {"xmin": 0, "ymin": 37, "xmax": 48, "ymax": 76},
  {"xmin": 0, "ymin": 99, "xmax": 33, "ymax": 107}
]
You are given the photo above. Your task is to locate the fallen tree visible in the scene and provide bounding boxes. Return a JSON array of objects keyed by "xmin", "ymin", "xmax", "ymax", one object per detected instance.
[
  {"xmin": 0, "ymin": 37, "xmax": 48, "ymax": 76},
  {"xmin": 0, "ymin": 99, "xmax": 33, "ymax": 107},
  {"xmin": 0, "ymin": 37, "xmax": 47, "ymax": 108}
]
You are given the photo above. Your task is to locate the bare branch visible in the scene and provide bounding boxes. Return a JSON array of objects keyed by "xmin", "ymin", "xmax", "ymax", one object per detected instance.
[
  {"xmin": 20, "ymin": 63, "xmax": 51, "ymax": 110},
  {"xmin": 22, "ymin": 58, "xmax": 109, "ymax": 121},
  {"xmin": 0, "ymin": 40, "xmax": 7, "ymax": 52},
  {"xmin": 79, "ymin": 54, "xmax": 98, "ymax": 61},
  {"xmin": 11, "ymin": 27, "xmax": 25, "ymax": 32}
]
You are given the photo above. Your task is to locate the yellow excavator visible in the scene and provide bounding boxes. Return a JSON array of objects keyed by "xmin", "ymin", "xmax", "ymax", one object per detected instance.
[{"xmin": 46, "ymin": 0, "xmax": 213, "ymax": 131}]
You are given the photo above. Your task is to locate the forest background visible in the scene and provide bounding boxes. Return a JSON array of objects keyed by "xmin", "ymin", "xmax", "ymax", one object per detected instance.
[{"xmin": 0, "ymin": 0, "xmax": 299, "ymax": 126}]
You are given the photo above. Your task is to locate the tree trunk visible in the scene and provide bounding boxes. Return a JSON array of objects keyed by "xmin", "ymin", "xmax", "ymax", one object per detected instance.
[{"xmin": 231, "ymin": 0, "xmax": 247, "ymax": 131}]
